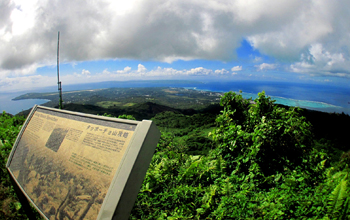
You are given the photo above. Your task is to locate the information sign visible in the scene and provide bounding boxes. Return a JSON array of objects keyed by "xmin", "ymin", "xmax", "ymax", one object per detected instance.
[{"xmin": 6, "ymin": 105, "xmax": 160, "ymax": 220}]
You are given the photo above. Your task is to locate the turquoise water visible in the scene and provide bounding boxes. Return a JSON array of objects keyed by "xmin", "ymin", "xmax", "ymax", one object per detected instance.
[
  {"xmin": 194, "ymin": 81, "xmax": 349, "ymax": 114},
  {"xmin": 272, "ymin": 96, "xmax": 341, "ymax": 109},
  {"xmin": 237, "ymin": 92, "xmax": 340, "ymax": 110},
  {"xmin": 184, "ymin": 86, "xmax": 341, "ymax": 109},
  {"xmin": 185, "ymin": 84, "xmax": 347, "ymax": 114}
]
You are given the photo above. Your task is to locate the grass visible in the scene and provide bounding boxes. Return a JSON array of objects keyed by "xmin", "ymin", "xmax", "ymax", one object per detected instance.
[
  {"xmin": 166, "ymin": 95, "xmax": 194, "ymax": 99},
  {"xmin": 96, "ymin": 101, "xmax": 136, "ymax": 108},
  {"xmin": 96, "ymin": 101, "xmax": 122, "ymax": 108},
  {"xmin": 123, "ymin": 103, "xmax": 136, "ymax": 107},
  {"xmin": 163, "ymin": 89, "xmax": 179, "ymax": 94}
]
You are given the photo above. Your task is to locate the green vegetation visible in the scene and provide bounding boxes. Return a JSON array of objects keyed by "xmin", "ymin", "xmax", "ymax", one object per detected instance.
[
  {"xmin": 96, "ymin": 101, "xmax": 137, "ymax": 108},
  {"xmin": 123, "ymin": 103, "xmax": 136, "ymax": 107},
  {"xmin": 14, "ymin": 87, "xmax": 221, "ymax": 113},
  {"xmin": 0, "ymin": 112, "xmax": 37, "ymax": 219},
  {"xmin": 96, "ymin": 101, "xmax": 122, "ymax": 108},
  {"xmin": 129, "ymin": 91, "xmax": 350, "ymax": 219},
  {"xmin": 1, "ymin": 91, "xmax": 350, "ymax": 219}
]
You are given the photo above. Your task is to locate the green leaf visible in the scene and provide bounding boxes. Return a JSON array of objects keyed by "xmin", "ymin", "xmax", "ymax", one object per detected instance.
[
  {"xmin": 327, "ymin": 177, "xmax": 348, "ymax": 216},
  {"xmin": 14, "ymin": 202, "xmax": 21, "ymax": 211}
]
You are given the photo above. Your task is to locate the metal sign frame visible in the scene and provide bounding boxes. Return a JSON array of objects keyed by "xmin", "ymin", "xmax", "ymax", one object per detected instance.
[{"xmin": 6, "ymin": 105, "xmax": 160, "ymax": 220}]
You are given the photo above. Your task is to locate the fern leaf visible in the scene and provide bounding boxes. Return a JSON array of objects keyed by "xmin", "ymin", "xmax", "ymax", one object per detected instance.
[
  {"xmin": 340, "ymin": 197, "xmax": 350, "ymax": 220},
  {"xmin": 327, "ymin": 179, "xmax": 348, "ymax": 216},
  {"xmin": 215, "ymin": 156, "xmax": 222, "ymax": 173}
]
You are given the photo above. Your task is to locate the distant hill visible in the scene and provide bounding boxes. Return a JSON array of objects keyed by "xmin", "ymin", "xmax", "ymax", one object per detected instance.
[
  {"xmin": 15, "ymin": 88, "xmax": 349, "ymax": 152},
  {"xmin": 63, "ymin": 102, "xmax": 187, "ymax": 120},
  {"xmin": 17, "ymin": 102, "xmax": 221, "ymax": 121}
]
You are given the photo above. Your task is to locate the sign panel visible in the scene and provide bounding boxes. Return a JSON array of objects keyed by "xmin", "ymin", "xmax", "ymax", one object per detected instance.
[{"xmin": 6, "ymin": 105, "xmax": 160, "ymax": 220}]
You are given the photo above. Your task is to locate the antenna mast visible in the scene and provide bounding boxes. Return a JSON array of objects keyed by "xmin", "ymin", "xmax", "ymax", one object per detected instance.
[{"xmin": 57, "ymin": 31, "xmax": 63, "ymax": 109}]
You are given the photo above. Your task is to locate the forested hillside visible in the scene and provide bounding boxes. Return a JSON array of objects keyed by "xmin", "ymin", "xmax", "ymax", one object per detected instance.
[{"xmin": 1, "ymin": 91, "xmax": 349, "ymax": 219}]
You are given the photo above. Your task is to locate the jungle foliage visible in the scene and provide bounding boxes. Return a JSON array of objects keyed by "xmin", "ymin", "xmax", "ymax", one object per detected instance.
[
  {"xmin": 0, "ymin": 91, "xmax": 349, "ymax": 219},
  {"xmin": 129, "ymin": 91, "xmax": 350, "ymax": 219},
  {"xmin": 0, "ymin": 112, "xmax": 32, "ymax": 219}
]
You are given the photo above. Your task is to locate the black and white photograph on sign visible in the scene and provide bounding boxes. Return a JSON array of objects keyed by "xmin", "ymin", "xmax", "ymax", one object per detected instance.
[{"xmin": 45, "ymin": 125, "xmax": 69, "ymax": 152}]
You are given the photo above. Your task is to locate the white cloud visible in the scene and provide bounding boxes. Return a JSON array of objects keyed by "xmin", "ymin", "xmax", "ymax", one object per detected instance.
[
  {"xmin": 81, "ymin": 69, "xmax": 91, "ymax": 75},
  {"xmin": 253, "ymin": 57, "xmax": 262, "ymax": 63},
  {"xmin": 0, "ymin": 0, "xmax": 350, "ymax": 80},
  {"xmin": 186, "ymin": 67, "xmax": 212, "ymax": 75},
  {"xmin": 255, "ymin": 63, "xmax": 276, "ymax": 71},
  {"xmin": 0, "ymin": 63, "xmax": 40, "ymax": 78},
  {"xmin": 10, "ymin": 0, "xmax": 37, "ymax": 36},
  {"xmin": 290, "ymin": 43, "xmax": 349, "ymax": 76},
  {"xmin": 160, "ymin": 56, "xmax": 196, "ymax": 64},
  {"xmin": 0, "ymin": 75, "xmax": 56, "ymax": 92},
  {"xmin": 75, "ymin": 66, "xmax": 231, "ymax": 84},
  {"xmin": 124, "ymin": 66, "xmax": 131, "ymax": 72},
  {"xmin": 231, "ymin": 66, "xmax": 242, "ymax": 71},
  {"xmin": 137, "ymin": 64, "xmax": 146, "ymax": 73},
  {"xmin": 215, "ymin": 69, "xmax": 229, "ymax": 75},
  {"xmin": 87, "ymin": 65, "xmax": 230, "ymax": 82},
  {"xmin": 101, "ymin": 69, "xmax": 110, "ymax": 75},
  {"xmin": 117, "ymin": 66, "xmax": 132, "ymax": 74}
]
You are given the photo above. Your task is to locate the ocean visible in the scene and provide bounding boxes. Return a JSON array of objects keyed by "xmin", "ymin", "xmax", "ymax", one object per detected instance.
[
  {"xmin": 0, "ymin": 80, "xmax": 349, "ymax": 115},
  {"xmin": 0, "ymin": 92, "xmax": 50, "ymax": 115},
  {"xmin": 190, "ymin": 81, "xmax": 349, "ymax": 114}
]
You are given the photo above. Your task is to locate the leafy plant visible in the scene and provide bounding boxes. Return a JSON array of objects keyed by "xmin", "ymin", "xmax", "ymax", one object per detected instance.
[
  {"xmin": 210, "ymin": 91, "xmax": 313, "ymax": 183},
  {"xmin": 0, "ymin": 112, "xmax": 36, "ymax": 219},
  {"xmin": 131, "ymin": 91, "xmax": 350, "ymax": 219},
  {"xmin": 101, "ymin": 112, "xmax": 136, "ymax": 120},
  {"xmin": 1, "ymin": 91, "xmax": 350, "ymax": 219},
  {"xmin": 327, "ymin": 176, "xmax": 348, "ymax": 217}
]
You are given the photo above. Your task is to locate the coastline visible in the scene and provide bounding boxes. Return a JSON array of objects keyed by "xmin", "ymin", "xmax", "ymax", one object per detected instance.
[
  {"xmin": 183, "ymin": 86, "xmax": 347, "ymax": 114},
  {"xmin": 0, "ymin": 92, "xmax": 50, "ymax": 115},
  {"xmin": 2, "ymin": 80, "xmax": 349, "ymax": 116}
]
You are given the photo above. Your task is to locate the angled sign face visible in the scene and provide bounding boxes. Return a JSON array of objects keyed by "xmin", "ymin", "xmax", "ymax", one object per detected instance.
[{"xmin": 6, "ymin": 105, "xmax": 160, "ymax": 220}]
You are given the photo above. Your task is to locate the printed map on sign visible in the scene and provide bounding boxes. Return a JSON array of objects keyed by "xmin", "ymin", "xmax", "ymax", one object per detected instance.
[{"xmin": 8, "ymin": 108, "xmax": 136, "ymax": 220}]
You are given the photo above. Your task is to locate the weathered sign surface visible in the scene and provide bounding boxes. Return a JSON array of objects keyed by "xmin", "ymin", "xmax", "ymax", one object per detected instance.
[{"xmin": 6, "ymin": 105, "xmax": 160, "ymax": 220}]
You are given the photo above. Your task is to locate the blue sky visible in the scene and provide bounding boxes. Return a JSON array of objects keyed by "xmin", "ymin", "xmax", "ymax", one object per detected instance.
[{"xmin": 1, "ymin": 0, "xmax": 349, "ymax": 92}]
